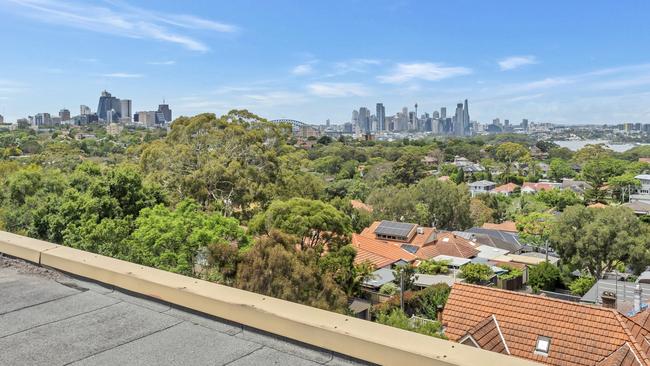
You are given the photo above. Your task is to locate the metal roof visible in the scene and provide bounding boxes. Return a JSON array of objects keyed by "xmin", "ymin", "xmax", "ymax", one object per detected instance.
[
  {"xmin": 374, "ymin": 221, "xmax": 416, "ymax": 238},
  {"xmin": 363, "ymin": 267, "xmax": 396, "ymax": 289},
  {"xmin": 433, "ymin": 255, "xmax": 472, "ymax": 267}
]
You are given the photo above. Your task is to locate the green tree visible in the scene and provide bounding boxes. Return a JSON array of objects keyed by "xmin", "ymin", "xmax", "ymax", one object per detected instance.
[
  {"xmin": 417, "ymin": 260, "xmax": 450, "ymax": 275},
  {"xmin": 550, "ymin": 206, "xmax": 650, "ymax": 279},
  {"xmin": 249, "ymin": 197, "xmax": 352, "ymax": 251},
  {"xmin": 569, "ymin": 276, "xmax": 596, "ymax": 296},
  {"xmin": 516, "ymin": 212, "xmax": 555, "ymax": 256},
  {"xmin": 534, "ymin": 189, "xmax": 581, "ymax": 211},
  {"xmin": 549, "ymin": 159, "xmax": 575, "ymax": 182},
  {"xmin": 129, "ymin": 199, "xmax": 248, "ymax": 276},
  {"xmin": 391, "ymin": 152, "xmax": 425, "ymax": 185},
  {"xmin": 460, "ymin": 263, "xmax": 493, "ymax": 284},
  {"xmin": 528, "ymin": 261, "xmax": 560, "ymax": 292},
  {"xmin": 608, "ymin": 174, "xmax": 641, "ymax": 203},
  {"xmin": 495, "ymin": 142, "xmax": 529, "ymax": 175}
]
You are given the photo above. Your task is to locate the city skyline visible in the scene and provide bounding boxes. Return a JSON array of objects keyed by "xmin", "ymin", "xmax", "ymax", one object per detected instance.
[{"xmin": 1, "ymin": 1, "xmax": 650, "ymax": 124}]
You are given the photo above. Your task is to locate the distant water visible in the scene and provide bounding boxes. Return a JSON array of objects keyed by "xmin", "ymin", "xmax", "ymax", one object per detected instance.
[{"xmin": 552, "ymin": 139, "xmax": 648, "ymax": 152}]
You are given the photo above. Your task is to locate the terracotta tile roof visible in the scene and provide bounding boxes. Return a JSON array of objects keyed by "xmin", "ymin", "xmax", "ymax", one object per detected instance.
[
  {"xmin": 438, "ymin": 175, "xmax": 451, "ymax": 181},
  {"xmin": 351, "ymin": 233, "xmax": 417, "ymax": 268},
  {"xmin": 443, "ymin": 283, "xmax": 650, "ymax": 366},
  {"xmin": 459, "ymin": 315, "xmax": 510, "ymax": 355},
  {"xmin": 493, "ymin": 183, "xmax": 519, "ymax": 193},
  {"xmin": 350, "ymin": 199, "xmax": 373, "ymax": 212},
  {"xmin": 598, "ymin": 343, "xmax": 643, "ymax": 366},
  {"xmin": 482, "ymin": 221, "xmax": 518, "ymax": 233},
  {"xmin": 353, "ymin": 247, "xmax": 396, "ymax": 268},
  {"xmin": 522, "ymin": 182, "xmax": 556, "ymax": 192},
  {"xmin": 359, "ymin": 221, "xmax": 437, "ymax": 247},
  {"xmin": 588, "ymin": 203, "xmax": 608, "ymax": 209},
  {"xmin": 415, "ymin": 232, "xmax": 479, "ymax": 259}
]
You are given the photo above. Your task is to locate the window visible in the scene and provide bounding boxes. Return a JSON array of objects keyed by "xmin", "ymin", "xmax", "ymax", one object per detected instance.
[{"xmin": 535, "ymin": 336, "xmax": 551, "ymax": 355}]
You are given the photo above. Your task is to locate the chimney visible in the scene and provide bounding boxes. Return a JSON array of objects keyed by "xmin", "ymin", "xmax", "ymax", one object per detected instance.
[
  {"xmin": 601, "ymin": 291, "xmax": 617, "ymax": 309},
  {"xmin": 437, "ymin": 304, "xmax": 444, "ymax": 322},
  {"xmin": 634, "ymin": 284, "xmax": 642, "ymax": 314}
]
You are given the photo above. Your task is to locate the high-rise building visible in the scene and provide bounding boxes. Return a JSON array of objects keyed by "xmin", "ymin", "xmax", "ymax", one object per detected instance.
[
  {"xmin": 0, "ymin": 114, "xmax": 4, "ymax": 124},
  {"xmin": 34, "ymin": 113, "xmax": 52, "ymax": 126},
  {"xmin": 325, "ymin": 119, "xmax": 330, "ymax": 127},
  {"xmin": 432, "ymin": 111, "xmax": 440, "ymax": 119},
  {"xmin": 59, "ymin": 109, "xmax": 71, "ymax": 122},
  {"xmin": 351, "ymin": 110, "xmax": 359, "ymax": 125},
  {"xmin": 521, "ymin": 119, "xmax": 529, "ymax": 131},
  {"xmin": 453, "ymin": 103, "xmax": 464, "ymax": 136},
  {"xmin": 97, "ymin": 90, "xmax": 121, "ymax": 121},
  {"xmin": 80, "ymin": 105, "xmax": 91, "ymax": 116},
  {"xmin": 358, "ymin": 107, "xmax": 370, "ymax": 133},
  {"xmin": 376, "ymin": 103, "xmax": 385, "ymax": 131},
  {"xmin": 157, "ymin": 101, "xmax": 172, "ymax": 123},
  {"xmin": 137, "ymin": 111, "xmax": 157, "ymax": 127},
  {"xmin": 440, "ymin": 107, "xmax": 447, "ymax": 119},
  {"xmin": 120, "ymin": 100, "xmax": 132, "ymax": 123}
]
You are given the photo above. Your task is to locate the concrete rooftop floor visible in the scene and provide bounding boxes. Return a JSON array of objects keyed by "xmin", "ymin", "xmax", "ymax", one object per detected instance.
[{"xmin": 0, "ymin": 256, "xmax": 371, "ymax": 366}]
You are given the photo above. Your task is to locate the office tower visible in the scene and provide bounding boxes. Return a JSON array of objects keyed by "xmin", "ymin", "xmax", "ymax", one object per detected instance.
[
  {"xmin": 325, "ymin": 119, "xmax": 330, "ymax": 127},
  {"xmin": 351, "ymin": 109, "xmax": 359, "ymax": 124},
  {"xmin": 59, "ymin": 109, "xmax": 70, "ymax": 122},
  {"xmin": 137, "ymin": 111, "xmax": 157, "ymax": 127},
  {"xmin": 440, "ymin": 107, "xmax": 446, "ymax": 119},
  {"xmin": 521, "ymin": 119, "xmax": 529, "ymax": 131},
  {"xmin": 97, "ymin": 90, "xmax": 121, "ymax": 121},
  {"xmin": 408, "ymin": 111, "xmax": 416, "ymax": 130},
  {"xmin": 0, "ymin": 114, "xmax": 4, "ymax": 124},
  {"xmin": 493, "ymin": 118, "xmax": 501, "ymax": 126},
  {"xmin": 120, "ymin": 100, "xmax": 132, "ymax": 123},
  {"xmin": 80, "ymin": 105, "xmax": 91, "ymax": 116},
  {"xmin": 376, "ymin": 103, "xmax": 385, "ymax": 131},
  {"xmin": 432, "ymin": 111, "xmax": 440, "ymax": 119},
  {"xmin": 157, "ymin": 101, "xmax": 172, "ymax": 123},
  {"xmin": 453, "ymin": 103, "xmax": 463, "ymax": 136},
  {"xmin": 358, "ymin": 107, "xmax": 370, "ymax": 133}
]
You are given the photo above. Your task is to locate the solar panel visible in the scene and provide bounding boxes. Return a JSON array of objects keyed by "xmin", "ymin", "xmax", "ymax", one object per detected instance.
[
  {"xmin": 374, "ymin": 221, "xmax": 416, "ymax": 238},
  {"xmin": 400, "ymin": 244, "xmax": 419, "ymax": 254}
]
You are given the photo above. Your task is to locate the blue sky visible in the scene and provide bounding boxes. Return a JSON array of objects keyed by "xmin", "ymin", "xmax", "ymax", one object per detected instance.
[{"xmin": 1, "ymin": 0, "xmax": 650, "ymax": 124}]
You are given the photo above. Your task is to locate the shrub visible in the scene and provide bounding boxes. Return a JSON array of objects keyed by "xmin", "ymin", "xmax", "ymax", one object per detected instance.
[
  {"xmin": 417, "ymin": 259, "xmax": 450, "ymax": 275},
  {"xmin": 569, "ymin": 276, "xmax": 596, "ymax": 296},
  {"xmin": 529, "ymin": 261, "xmax": 560, "ymax": 293},
  {"xmin": 460, "ymin": 263, "xmax": 493, "ymax": 284}
]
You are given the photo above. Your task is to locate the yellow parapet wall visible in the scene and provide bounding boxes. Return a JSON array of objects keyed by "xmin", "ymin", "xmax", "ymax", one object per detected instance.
[{"xmin": 0, "ymin": 230, "xmax": 540, "ymax": 366}]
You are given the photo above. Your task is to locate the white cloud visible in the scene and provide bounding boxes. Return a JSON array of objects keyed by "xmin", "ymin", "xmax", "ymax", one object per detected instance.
[
  {"xmin": 291, "ymin": 64, "xmax": 313, "ymax": 75},
  {"xmin": 326, "ymin": 59, "xmax": 381, "ymax": 77},
  {"xmin": 307, "ymin": 82, "xmax": 368, "ymax": 97},
  {"xmin": 147, "ymin": 60, "xmax": 176, "ymax": 65},
  {"xmin": 101, "ymin": 73, "xmax": 144, "ymax": 78},
  {"xmin": 498, "ymin": 55, "xmax": 538, "ymax": 71},
  {"xmin": 7, "ymin": 0, "xmax": 238, "ymax": 52},
  {"xmin": 378, "ymin": 63, "xmax": 471, "ymax": 83}
]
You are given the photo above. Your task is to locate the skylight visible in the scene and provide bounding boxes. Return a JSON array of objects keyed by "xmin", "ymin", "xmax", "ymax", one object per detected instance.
[{"xmin": 535, "ymin": 336, "xmax": 551, "ymax": 355}]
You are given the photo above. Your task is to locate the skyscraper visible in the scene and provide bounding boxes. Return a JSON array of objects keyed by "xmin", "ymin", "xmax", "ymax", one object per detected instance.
[
  {"xmin": 120, "ymin": 99, "xmax": 132, "ymax": 123},
  {"xmin": 80, "ymin": 105, "xmax": 91, "ymax": 116},
  {"xmin": 358, "ymin": 107, "xmax": 370, "ymax": 133},
  {"xmin": 521, "ymin": 119, "xmax": 529, "ymax": 131},
  {"xmin": 97, "ymin": 90, "xmax": 121, "ymax": 121},
  {"xmin": 376, "ymin": 103, "xmax": 385, "ymax": 131},
  {"xmin": 0, "ymin": 114, "xmax": 4, "ymax": 124},
  {"xmin": 454, "ymin": 103, "xmax": 464, "ymax": 136},
  {"xmin": 157, "ymin": 101, "xmax": 172, "ymax": 123},
  {"xmin": 440, "ymin": 107, "xmax": 447, "ymax": 120},
  {"xmin": 351, "ymin": 109, "xmax": 359, "ymax": 125}
]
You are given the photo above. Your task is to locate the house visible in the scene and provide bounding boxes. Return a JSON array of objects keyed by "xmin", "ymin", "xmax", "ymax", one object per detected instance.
[
  {"xmin": 639, "ymin": 158, "xmax": 650, "ymax": 164},
  {"xmin": 443, "ymin": 283, "xmax": 650, "ymax": 366},
  {"xmin": 454, "ymin": 156, "xmax": 485, "ymax": 173},
  {"xmin": 350, "ymin": 199, "xmax": 373, "ymax": 212},
  {"xmin": 521, "ymin": 182, "xmax": 558, "ymax": 194},
  {"xmin": 414, "ymin": 232, "xmax": 480, "ymax": 260},
  {"xmin": 623, "ymin": 201, "xmax": 650, "ymax": 215},
  {"xmin": 352, "ymin": 233, "xmax": 417, "ymax": 268},
  {"xmin": 561, "ymin": 179, "xmax": 593, "ymax": 195},
  {"xmin": 469, "ymin": 180, "xmax": 496, "ymax": 196},
  {"xmin": 464, "ymin": 227, "xmax": 524, "ymax": 254},
  {"xmin": 631, "ymin": 174, "xmax": 650, "ymax": 204},
  {"xmin": 492, "ymin": 183, "xmax": 519, "ymax": 196}
]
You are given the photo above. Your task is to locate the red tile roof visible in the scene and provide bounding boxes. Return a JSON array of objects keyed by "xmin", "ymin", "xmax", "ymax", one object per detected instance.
[
  {"xmin": 493, "ymin": 183, "xmax": 519, "ymax": 194},
  {"xmin": 353, "ymin": 247, "xmax": 396, "ymax": 268},
  {"xmin": 415, "ymin": 232, "xmax": 479, "ymax": 259},
  {"xmin": 443, "ymin": 283, "xmax": 650, "ymax": 366},
  {"xmin": 482, "ymin": 221, "xmax": 518, "ymax": 233},
  {"xmin": 359, "ymin": 221, "xmax": 436, "ymax": 248},
  {"xmin": 350, "ymin": 200, "xmax": 373, "ymax": 212},
  {"xmin": 459, "ymin": 315, "xmax": 510, "ymax": 355},
  {"xmin": 351, "ymin": 233, "xmax": 417, "ymax": 267}
]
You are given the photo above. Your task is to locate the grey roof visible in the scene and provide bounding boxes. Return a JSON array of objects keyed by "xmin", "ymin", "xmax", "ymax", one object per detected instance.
[
  {"xmin": 581, "ymin": 279, "xmax": 650, "ymax": 305},
  {"xmin": 363, "ymin": 267, "xmax": 396, "ymax": 289},
  {"xmin": 624, "ymin": 201, "xmax": 650, "ymax": 214},
  {"xmin": 0, "ymin": 257, "xmax": 369, "ymax": 366},
  {"xmin": 400, "ymin": 244, "xmax": 419, "ymax": 254},
  {"xmin": 465, "ymin": 228, "xmax": 524, "ymax": 253},
  {"xmin": 374, "ymin": 221, "xmax": 416, "ymax": 238},
  {"xmin": 469, "ymin": 180, "xmax": 496, "ymax": 187},
  {"xmin": 519, "ymin": 252, "xmax": 560, "ymax": 265},
  {"xmin": 413, "ymin": 274, "xmax": 463, "ymax": 287}
]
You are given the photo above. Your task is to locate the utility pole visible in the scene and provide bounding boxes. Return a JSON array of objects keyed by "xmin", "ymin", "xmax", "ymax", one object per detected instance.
[{"xmin": 400, "ymin": 271, "xmax": 404, "ymax": 311}]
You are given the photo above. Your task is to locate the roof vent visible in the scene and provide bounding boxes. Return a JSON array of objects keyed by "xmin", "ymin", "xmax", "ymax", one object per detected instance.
[
  {"xmin": 417, "ymin": 227, "xmax": 424, "ymax": 235},
  {"xmin": 534, "ymin": 336, "xmax": 551, "ymax": 356}
]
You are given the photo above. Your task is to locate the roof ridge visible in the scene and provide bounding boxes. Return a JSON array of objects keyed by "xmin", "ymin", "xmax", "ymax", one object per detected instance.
[
  {"xmin": 492, "ymin": 315, "xmax": 511, "ymax": 355},
  {"xmin": 612, "ymin": 311, "xmax": 650, "ymax": 365}
]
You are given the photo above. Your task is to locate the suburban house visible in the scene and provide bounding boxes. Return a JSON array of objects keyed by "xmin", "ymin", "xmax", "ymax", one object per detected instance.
[
  {"xmin": 631, "ymin": 174, "xmax": 650, "ymax": 204},
  {"xmin": 352, "ymin": 221, "xmax": 479, "ymax": 268},
  {"xmin": 443, "ymin": 283, "xmax": 650, "ymax": 366},
  {"xmin": 453, "ymin": 156, "xmax": 485, "ymax": 173},
  {"xmin": 465, "ymin": 226, "xmax": 524, "ymax": 254},
  {"xmin": 561, "ymin": 179, "xmax": 593, "ymax": 195},
  {"xmin": 469, "ymin": 180, "xmax": 497, "ymax": 196},
  {"xmin": 521, "ymin": 182, "xmax": 558, "ymax": 194},
  {"xmin": 481, "ymin": 221, "xmax": 518, "ymax": 233},
  {"xmin": 624, "ymin": 201, "xmax": 650, "ymax": 216},
  {"xmin": 492, "ymin": 183, "xmax": 519, "ymax": 196}
]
